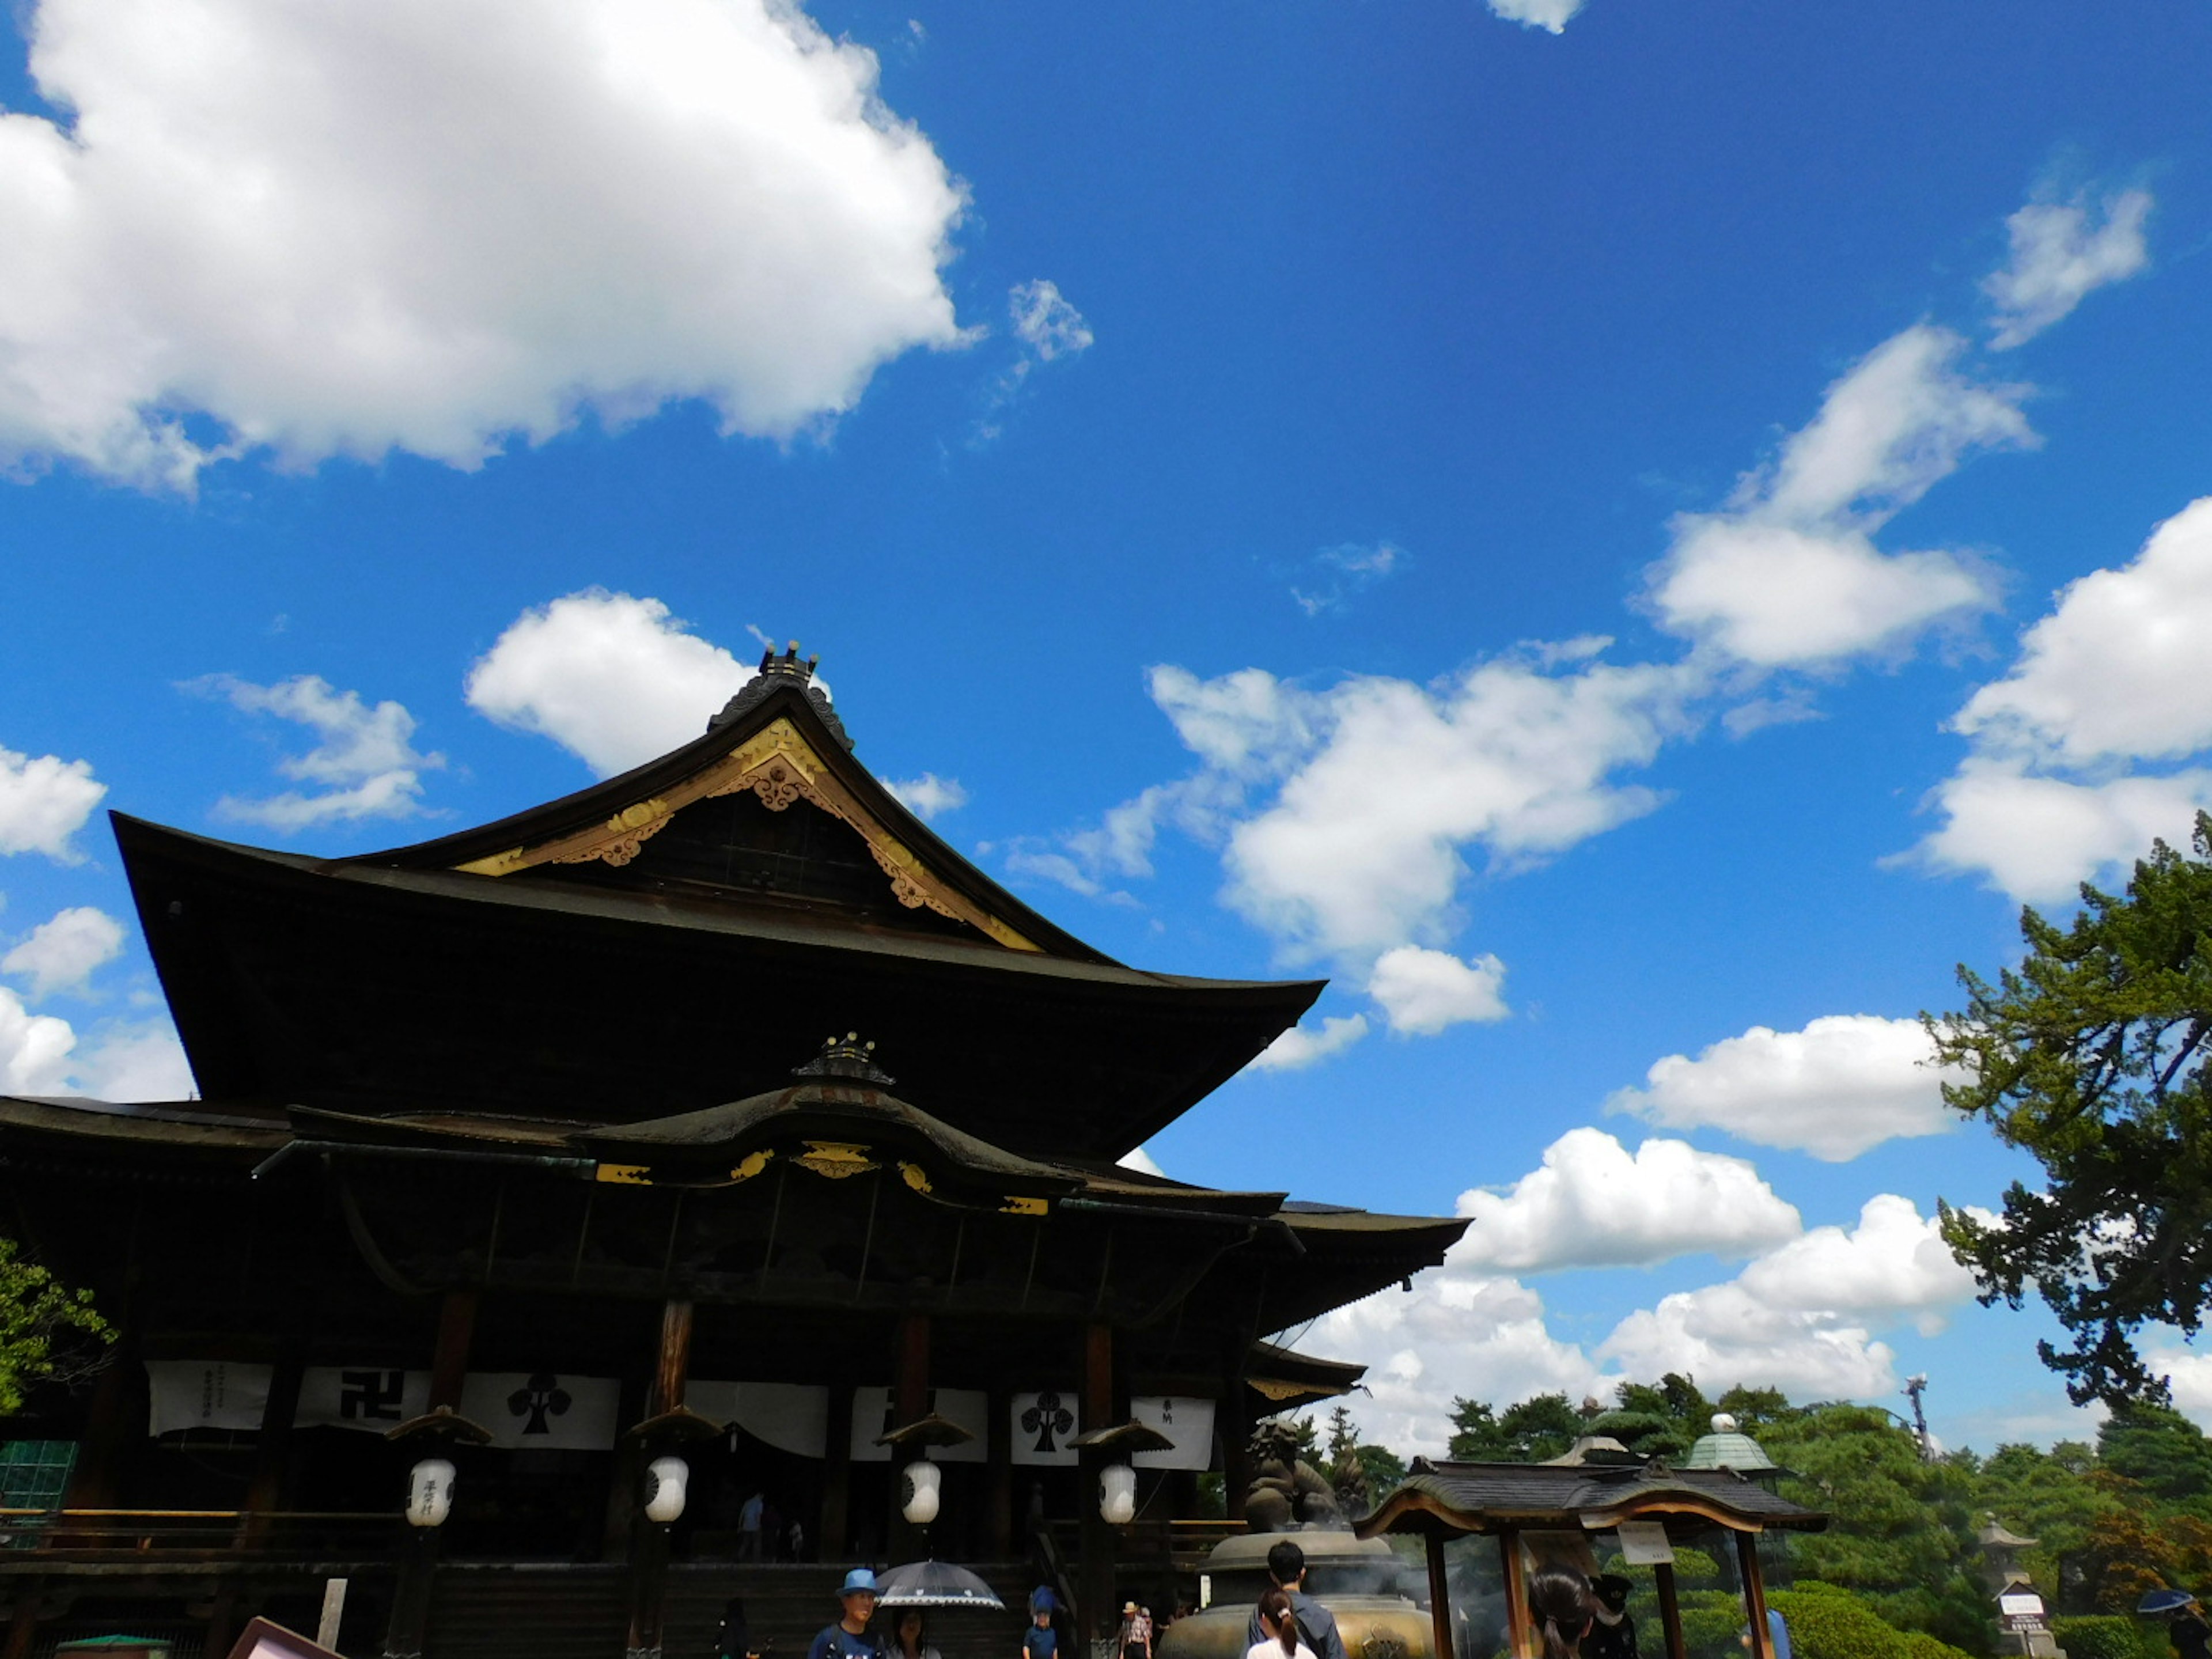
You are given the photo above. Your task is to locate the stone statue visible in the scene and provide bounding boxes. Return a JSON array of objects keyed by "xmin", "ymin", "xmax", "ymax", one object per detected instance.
[{"xmin": 1244, "ymin": 1420, "xmax": 1345, "ymax": 1531}]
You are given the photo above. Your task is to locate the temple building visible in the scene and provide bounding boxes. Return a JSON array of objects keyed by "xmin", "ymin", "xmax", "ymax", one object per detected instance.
[{"xmin": 0, "ymin": 651, "xmax": 1465, "ymax": 1659}]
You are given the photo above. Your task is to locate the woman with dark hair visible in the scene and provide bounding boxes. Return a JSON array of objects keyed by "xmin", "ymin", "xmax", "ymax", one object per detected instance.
[
  {"xmin": 1527, "ymin": 1567, "xmax": 1596, "ymax": 1659},
  {"xmin": 1248, "ymin": 1588, "xmax": 1317, "ymax": 1659},
  {"xmin": 889, "ymin": 1608, "xmax": 940, "ymax": 1659}
]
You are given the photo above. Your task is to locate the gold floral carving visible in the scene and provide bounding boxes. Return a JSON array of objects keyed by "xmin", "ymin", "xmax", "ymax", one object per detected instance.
[
  {"xmin": 1001, "ymin": 1195, "xmax": 1050, "ymax": 1217},
  {"xmin": 595, "ymin": 1163, "xmax": 652, "ymax": 1185},
  {"xmin": 794, "ymin": 1141, "xmax": 877, "ymax": 1180},
  {"xmin": 450, "ymin": 717, "xmax": 1040, "ymax": 951},
  {"xmin": 899, "ymin": 1161, "xmax": 934, "ymax": 1195},
  {"xmin": 728, "ymin": 1149, "xmax": 775, "ymax": 1185}
]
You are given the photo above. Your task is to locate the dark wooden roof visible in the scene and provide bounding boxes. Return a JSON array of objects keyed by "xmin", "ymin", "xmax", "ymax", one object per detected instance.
[
  {"xmin": 112, "ymin": 667, "xmax": 1327, "ymax": 1157},
  {"xmin": 1355, "ymin": 1459, "xmax": 1828, "ymax": 1539}
]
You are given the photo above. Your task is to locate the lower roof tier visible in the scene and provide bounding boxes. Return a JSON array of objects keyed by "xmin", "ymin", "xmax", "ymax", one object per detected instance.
[{"xmin": 115, "ymin": 814, "xmax": 1322, "ymax": 1160}]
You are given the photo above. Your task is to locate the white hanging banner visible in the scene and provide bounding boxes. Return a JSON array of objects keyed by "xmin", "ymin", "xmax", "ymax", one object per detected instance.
[
  {"xmin": 1131, "ymin": 1395, "xmax": 1215, "ymax": 1471},
  {"xmin": 690, "ymin": 1381, "xmax": 830, "ymax": 1459},
  {"xmin": 294, "ymin": 1368, "xmax": 431, "ymax": 1433},
  {"xmin": 1009, "ymin": 1389, "xmax": 1081, "ymax": 1466},
  {"xmin": 460, "ymin": 1372, "xmax": 622, "ymax": 1450},
  {"xmin": 146, "ymin": 1361, "xmax": 272, "ymax": 1435},
  {"xmin": 849, "ymin": 1386, "xmax": 989, "ymax": 1464}
]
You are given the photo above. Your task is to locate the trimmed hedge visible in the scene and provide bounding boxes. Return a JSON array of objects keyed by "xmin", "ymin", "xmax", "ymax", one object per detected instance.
[
  {"xmin": 1767, "ymin": 1584, "xmax": 1979, "ymax": 1659},
  {"xmin": 2053, "ymin": 1616, "xmax": 2163, "ymax": 1659}
]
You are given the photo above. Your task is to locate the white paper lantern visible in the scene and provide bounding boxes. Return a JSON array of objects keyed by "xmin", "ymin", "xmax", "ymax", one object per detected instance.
[
  {"xmin": 1099, "ymin": 1462, "xmax": 1136, "ymax": 1525},
  {"xmin": 645, "ymin": 1455, "xmax": 690, "ymax": 1524},
  {"xmin": 406, "ymin": 1457, "xmax": 455, "ymax": 1529},
  {"xmin": 902, "ymin": 1459, "xmax": 942, "ymax": 1525}
]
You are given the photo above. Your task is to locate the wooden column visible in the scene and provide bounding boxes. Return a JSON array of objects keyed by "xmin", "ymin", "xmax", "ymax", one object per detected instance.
[
  {"xmin": 888, "ymin": 1314, "xmax": 930, "ymax": 1561},
  {"xmin": 627, "ymin": 1297, "xmax": 695, "ymax": 1659},
  {"xmin": 240, "ymin": 1352, "xmax": 305, "ymax": 1539},
  {"xmin": 5, "ymin": 1589, "xmax": 46, "ymax": 1659},
  {"xmin": 384, "ymin": 1289, "xmax": 477, "ymax": 1659},
  {"xmin": 1736, "ymin": 1533, "xmax": 1773, "ymax": 1659},
  {"xmin": 1424, "ymin": 1530, "xmax": 1455, "ymax": 1659},
  {"xmin": 1498, "ymin": 1528, "xmax": 1529, "ymax": 1659},
  {"xmin": 1078, "ymin": 1323, "xmax": 1116, "ymax": 1642},
  {"xmin": 1218, "ymin": 1356, "xmax": 1250, "ymax": 1525},
  {"xmin": 1653, "ymin": 1563, "xmax": 1686, "ymax": 1659}
]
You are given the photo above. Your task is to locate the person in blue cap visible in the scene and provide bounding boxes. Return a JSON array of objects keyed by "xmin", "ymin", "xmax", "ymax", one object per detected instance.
[
  {"xmin": 810, "ymin": 1568, "xmax": 884, "ymax": 1659},
  {"xmin": 1022, "ymin": 1587, "xmax": 1060, "ymax": 1659}
]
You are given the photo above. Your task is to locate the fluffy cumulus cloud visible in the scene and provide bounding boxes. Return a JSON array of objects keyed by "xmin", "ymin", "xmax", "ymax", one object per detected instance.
[
  {"xmin": 1248, "ymin": 1013, "xmax": 1370, "ymax": 1072},
  {"xmin": 1368, "ymin": 946, "xmax": 1509, "ymax": 1035},
  {"xmin": 0, "ymin": 0, "xmax": 967, "ymax": 489},
  {"xmin": 885, "ymin": 773, "xmax": 968, "ymax": 820},
  {"xmin": 467, "ymin": 590, "xmax": 760, "ymax": 775},
  {"xmin": 1601, "ymin": 1196, "xmax": 1980, "ymax": 1389},
  {"xmin": 1985, "ymin": 185, "xmax": 2153, "ymax": 350},
  {"xmin": 1179, "ymin": 646, "xmax": 1698, "ymax": 963},
  {"xmin": 1454, "ymin": 1128, "xmax": 1801, "ymax": 1273},
  {"xmin": 1, "ymin": 907, "xmax": 125, "ymax": 999},
  {"xmin": 1650, "ymin": 325, "xmax": 2031, "ymax": 666},
  {"xmin": 1608, "ymin": 1014, "xmax": 1961, "ymax": 1162},
  {"xmin": 1918, "ymin": 498, "xmax": 2212, "ymax": 899},
  {"xmin": 0, "ymin": 744, "xmax": 106, "ymax": 859},
  {"xmin": 190, "ymin": 675, "xmax": 444, "ymax": 830},
  {"xmin": 0, "ymin": 990, "xmax": 194, "ymax": 1101},
  {"xmin": 1317, "ymin": 1184, "xmax": 1979, "ymax": 1452}
]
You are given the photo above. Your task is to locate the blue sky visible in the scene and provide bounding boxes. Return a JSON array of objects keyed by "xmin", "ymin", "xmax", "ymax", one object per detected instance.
[{"xmin": 4, "ymin": 0, "xmax": 2212, "ymax": 1456}]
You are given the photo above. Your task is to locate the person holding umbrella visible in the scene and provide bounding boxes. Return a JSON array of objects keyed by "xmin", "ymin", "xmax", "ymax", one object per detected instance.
[
  {"xmin": 2142, "ymin": 1590, "xmax": 2211, "ymax": 1659},
  {"xmin": 810, "ymin": 1569, "xmax": 885, "ymax": 1659},
  {"xmin": 889, "ymin": 1608, "xmax": 941, "ymax": 1659}
]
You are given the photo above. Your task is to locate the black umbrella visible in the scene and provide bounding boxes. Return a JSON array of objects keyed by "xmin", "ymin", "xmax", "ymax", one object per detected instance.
[{"xmin": 876, "ymin": 1560, "xmax": 1006, "ymax": 1610}]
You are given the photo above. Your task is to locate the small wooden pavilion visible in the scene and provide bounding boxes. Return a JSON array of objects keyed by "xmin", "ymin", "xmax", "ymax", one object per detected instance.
[{"xmin": 1356, "ymin": 1460, "xmax": 1828, "ymax": 1659}]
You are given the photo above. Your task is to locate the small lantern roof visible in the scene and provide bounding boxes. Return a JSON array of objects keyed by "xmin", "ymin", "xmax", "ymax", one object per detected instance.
[{"xmin": 1680, "ymin": 1413, "xmax": 1779, "ymax": 1473}]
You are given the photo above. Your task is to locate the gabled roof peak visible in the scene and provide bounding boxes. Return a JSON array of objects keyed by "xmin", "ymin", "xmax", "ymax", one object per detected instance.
[{"xmin": 710, "ymin": 641, "xmax": 851, "ymax": 749}]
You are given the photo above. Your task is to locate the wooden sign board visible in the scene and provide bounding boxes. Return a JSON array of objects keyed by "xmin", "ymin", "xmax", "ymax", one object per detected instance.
[{"xmin": 224, "ymin": 1618, "xmax": 344, "ymax": 1659}]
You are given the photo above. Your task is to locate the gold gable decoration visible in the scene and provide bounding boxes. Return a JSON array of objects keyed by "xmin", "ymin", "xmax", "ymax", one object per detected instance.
[{"xmin": 453, "ymin": 718, "xmax": 1039, "ymax": 952}]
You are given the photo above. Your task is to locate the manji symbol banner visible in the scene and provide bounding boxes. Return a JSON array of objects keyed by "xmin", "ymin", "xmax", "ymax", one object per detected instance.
[{"xmin": 146, "ymin": 1363, "xmax": 620, "ymax": 1449}]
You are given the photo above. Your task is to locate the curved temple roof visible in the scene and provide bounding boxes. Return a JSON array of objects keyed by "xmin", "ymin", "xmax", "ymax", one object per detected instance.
[{"xmin": 1355, "ymin": 1459, "xmax": 1828, "ymax": 1539}]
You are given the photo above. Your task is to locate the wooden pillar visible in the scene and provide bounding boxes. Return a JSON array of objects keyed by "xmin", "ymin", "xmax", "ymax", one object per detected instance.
[
  {"xmin": 384, "ymin": 1289, "xmax": 476, "ymax": 1659},
  {"xmin": 821, "ymin": 1386, "xmax": 853, "ymax": 1558},
  {"xmin": 1736, "ymin": 1532, "xmax": 1773, "ymax": 1659},
  {"xmin": 1498, "ymin": 1528, "xmax": 1529, "ymax": 1659},
  {"xmin": 1218, "ymin": 1359, "xmax": 1250, "ymax": 1525},
  {"xmin": 888, "ymin": 1314, "xmax": 930, "ymax": 1561},
  {"xmin": 1653, "ymin": 1563, "xmax": 1685, "ymax": 1659},
  {"xmin": 1078, "ymin": 1323, "xmax": 1116, "ymax": 1642},
  {"xmin": 62, "ymin": 1342, "xmax": 138, "ymax": 1512},
  {"xmin": 988, "ymin": 1386, "xmax": 1014, "ymax": 1559},
  {"xmin": 1424, "ymin": 1530, "xmax": 1455, "ymax": 1659},
  {"xmin": 627, "ymin": 1297, "xmax": 695, "ymax": 1659},
  {"xmin": 240, "ymin": 1352, "xmax": 305, "ymax": 1539},
  {"xmin": 429, "ymin": 1290, "xmax": 477, "ymax": 1412},
  {"xmin": 4, "ymin": 1588, "xmax": 45, "ymax": 1659}
]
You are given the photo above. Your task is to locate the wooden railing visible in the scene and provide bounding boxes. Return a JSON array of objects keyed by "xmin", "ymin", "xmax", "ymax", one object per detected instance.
[{"xmin": 0, "ymin": 1508, "xmax": 403, "ymax": 1559}]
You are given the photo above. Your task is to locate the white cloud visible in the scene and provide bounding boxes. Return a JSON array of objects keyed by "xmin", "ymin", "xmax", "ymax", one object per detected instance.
[
  {"xmin": 0, "ymin": 986, "xmax": 77, "ymax": 1093},
  {"xmin": 1, "ymin": 907, "xmax": 125, "ymax": 999},
  {"xmin": 1115, "ymin": 1146, "xmax": 1165, "ymax": 1178},
  {"xmin": 467, "ymin": 590, "xmax": 756, "ymax": 775},
  {"xmin": 1484, "ymin": 0, "xmax": 1585, "ymax": 34},
  {"xmin": 1985, "ymin": 186, "xmax": 2153, "ymax": 350},
  {"xmin": 974, "ymin": 279, "xmax": 1092, "ymax": 442},
  {"xmin": 1957, "ymin": 498, "xmax": 2212, "ymax": 767},
  {"xmin": 1202, "ymin": 649, "xmax": 1696, "ymax": 963},
  {"xmin": 1248, "ymin": 1013, "xmax": 1370, "ymax": 1072},
  {"xmin": 73, "ymin": 1020, "xmax": 194, "ymax": 1101},
  {"xmin": 1608, "ymin": 1014, "xmax": 1961, "ymax": 1162},
  {"xmin": 1368, "ymin": 946, "xmax": 1509, "ymax": 1035},
  {"xmin": 1313, "ymin": 1271, "xmax": 1601, "ymax": 1454},
  {"xmin": 1916, "ymin": 498, "xmax": 2212, "ymax": 900},
  {"xmin": 1601, "ymin": 1195, "xmax": 1980, "ymax": 1391},
  {"xmin": 1649, "ymin": 325, "xmax": 2031, "ymax": 665},
  {"xmin": 192, "ymin": 674, "xmax": 443, "ymax": 830},
  {"xmin": 1915, "ymin": 762, "xmax": 2212, "ymax": 903},
  {"xmin": 1453, "ymin": 1128, "xmax": 1801, "ymax": 1272},
  {"xmin": 884, "ymin": 772, "xmax": 967, "ymax": 820},
  {"xmin": 0, "ymin": 744, "xmax": 106, "ymax": 860},
  {"xmin": 1292, "ymin": 542, "xmax": 1403, "ymax": 618},
  {"xmin": 0, "ymin": 0, "xmax": 967, "ymax": 490}
]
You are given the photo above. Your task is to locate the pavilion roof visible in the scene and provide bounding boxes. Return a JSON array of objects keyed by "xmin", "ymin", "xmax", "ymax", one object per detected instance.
[{"xmin": 1355, "ymin": 1458, "xmax": 1828, "ymax": 1540}]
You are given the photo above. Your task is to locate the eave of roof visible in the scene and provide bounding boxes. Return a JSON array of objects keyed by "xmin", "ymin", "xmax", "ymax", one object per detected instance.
[{"xmin": 1354, "ymin": 1460, "xmax": 1827, "ymax": 1539}]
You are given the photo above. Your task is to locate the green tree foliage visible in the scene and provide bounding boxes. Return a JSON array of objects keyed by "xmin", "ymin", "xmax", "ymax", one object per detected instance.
[
  {"xmin": 1763, "ymin": 1406, "xmax": 1986, "ymax": 1651},
  {"xmin": 1928, "ymin": 815, "xmax": 2212, "ymax": 1406},
  {"xmin": 1770, "ymin": 1585, "xmax": 1978, "ymax": 1659},
  {"xmin": 0, "ymin": 1237, "xmax": 112, "ymax": 1414},
  {"xmin": 2096, "ymin": 1401, "xmax": 2212, "ymax": 1505},
  {"xmin": 1446, "ymin": 1391, "xmax": 1582, "ymax": 1461}
]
